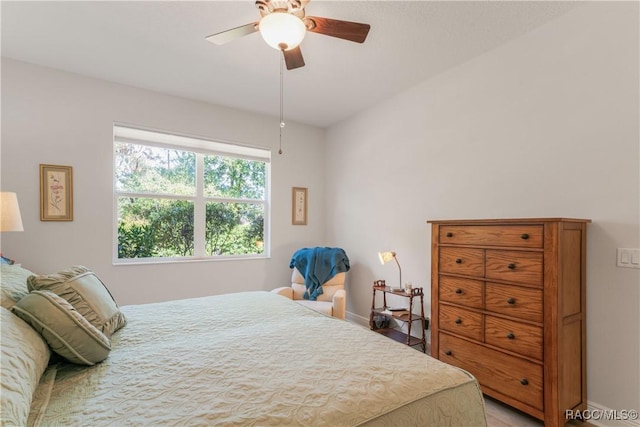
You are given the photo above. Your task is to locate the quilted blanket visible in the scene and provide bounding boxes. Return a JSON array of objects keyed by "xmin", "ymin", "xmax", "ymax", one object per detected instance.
[{"xmin": 28, "ymin": 291, "xmax": 486, "ymax": 426}]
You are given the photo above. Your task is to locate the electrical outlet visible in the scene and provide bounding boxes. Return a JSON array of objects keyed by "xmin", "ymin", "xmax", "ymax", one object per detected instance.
[{"xmin": 617, "ymin": 248, "xmax": 640, "ymax": 269}]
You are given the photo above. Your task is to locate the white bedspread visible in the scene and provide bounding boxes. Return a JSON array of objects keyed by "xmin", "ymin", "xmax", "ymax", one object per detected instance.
[{"xmin": 29, "ymin": 291, "xmax": 486, "ymax": 426}]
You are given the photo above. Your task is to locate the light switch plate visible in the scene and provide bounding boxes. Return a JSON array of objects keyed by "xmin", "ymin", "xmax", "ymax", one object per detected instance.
[{"xmin": 617, "ymin": 248, "xmax": 640, "ymax": 269}]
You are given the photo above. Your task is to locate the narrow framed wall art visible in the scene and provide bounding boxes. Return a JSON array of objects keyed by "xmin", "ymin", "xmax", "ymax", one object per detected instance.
[
  {"xmin": 292, "ymin": 187, "xmax": 307, "ymax": 225},
  {"xmin": 40, "ymin": 164, "xmax": 73, "ymax": 221}
]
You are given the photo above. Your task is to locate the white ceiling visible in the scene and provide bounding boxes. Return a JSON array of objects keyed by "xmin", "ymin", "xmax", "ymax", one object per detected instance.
[{"xmin": 1, "ymin": 1, "xmax": 583, "ymax": 128}]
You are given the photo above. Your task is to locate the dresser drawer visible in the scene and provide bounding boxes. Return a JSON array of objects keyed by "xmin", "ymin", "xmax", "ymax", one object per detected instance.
[
  {"xmin": 439, "ymin": 247, "xmax": 484, "ymax": 277},
  {"xmin": 439, "ymin": 305, "xmax": 483, "ymax": 341},
  {"xmin": 485, "ymin": 250, "xmax": 543, "ymax": 286},
  {"xmin": 485, "ymin": 316, "xmax": 543, "ymax": 360},
  {"xmin": 439, "ymin": 225, "xmax": 543, "ymax": 248},
  {"xmin": 440, "ymin": 276, "xmax": 484, "ymax": 309},
  {"xmin": 439, "ymin": 333, "xmax": 543, "ymax": 411},
  {"xmin": 485, "ymin": 282, "xmax": 543, "ymax": 323}
]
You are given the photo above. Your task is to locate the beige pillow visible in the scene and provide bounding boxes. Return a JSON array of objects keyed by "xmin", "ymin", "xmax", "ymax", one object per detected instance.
[
  {"xmin": 27, "ymin": 266, "xmax": 126, "ymax": 336},
  {"xmin": 12, "ymin": 290, "xmax": 111, "ymax": 366},
  {"xmin": 0, "ymin": 264, "xmax": 35, "ymax": 310},
  {"xmin": 0, "ymin": 307, "xmax": 51, "ymax": 426}
]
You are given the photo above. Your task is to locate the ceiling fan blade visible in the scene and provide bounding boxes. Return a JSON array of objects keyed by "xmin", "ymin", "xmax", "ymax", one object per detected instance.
[
  {"xmin": 283, "ymin": 47, "xmax": 305, "ymax": 70},
  {"xmin": 205, "ymin": 22, "xmax": 258, "ymax": 45},
  {"xmin": 305, "ymin": 16, "xmax": 370, "ymax": 43}
]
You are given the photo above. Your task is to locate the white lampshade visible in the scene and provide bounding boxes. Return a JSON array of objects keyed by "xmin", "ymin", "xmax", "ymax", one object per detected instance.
[
  {"xmin": 378, "ymin": 251, "xmax": 396, "ymax": 265},
  {"xmin": 0, "ymin": 192, "xmax": 24, "ymax": 232},
  {"xmin": 259, "ymin": 12, "xmax": 306, "ymax": 51},
  {"xmin": 378, "ymin": 251, "xmax": 401, "ymax": 289}
]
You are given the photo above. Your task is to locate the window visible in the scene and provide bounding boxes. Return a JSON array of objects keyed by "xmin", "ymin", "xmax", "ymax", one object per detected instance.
[{"xmin": 113, "ymin": 125, "xmax": 270, "ymax": 263}]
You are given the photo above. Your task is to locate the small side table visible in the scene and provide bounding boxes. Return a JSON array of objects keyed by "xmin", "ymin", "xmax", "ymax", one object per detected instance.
[{"xmin": 369, "ymin": 285, "xmax": 427, "ymax": 353}]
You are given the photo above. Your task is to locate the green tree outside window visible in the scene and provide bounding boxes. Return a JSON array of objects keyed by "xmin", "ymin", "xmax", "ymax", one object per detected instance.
[{"xmin": 115, "ymin": 138, "xmax": 268, "ymax": 260}]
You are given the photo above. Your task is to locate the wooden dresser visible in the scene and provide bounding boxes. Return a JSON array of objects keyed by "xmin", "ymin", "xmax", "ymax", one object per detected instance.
[{"xmin": 428, "ymin": 218, "xmax": 590, "ymax": 427}]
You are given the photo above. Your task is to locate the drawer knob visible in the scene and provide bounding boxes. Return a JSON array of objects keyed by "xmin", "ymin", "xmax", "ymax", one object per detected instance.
[
  {"xmin": 507, "ymin": 332, "xmax": 515, "ymax": 340},
  {"xmin": 455, "ymin": 288, "xmax": 463, "ymax": 294},
  {"xmin": 455, "ymin": 258, "xmax": 462, "ymax": 264},
  {"xmin": 454, "ymin": 318, "xmax": 462, "ymax": 325},
  {"xmin": 507, "ymin": 298, "xmax": 516, "ymax": 305},
  {"xmin": 520, "ymin": 379, "xmax": 529, "ymax": 386},
  {"xmin": 445, "ymin": 350, "xmax": 452, "ymax": 356},
  {"xmin": 521, "ymin": 233, "xmax": 529, "ymax": 240},
  {"xmin": 446, "ymin": 232, "xmax": 453, "ymax": 237},
  {"xmin": 507, "ymin": 263, "xmax": 516, "ymax": 269}
]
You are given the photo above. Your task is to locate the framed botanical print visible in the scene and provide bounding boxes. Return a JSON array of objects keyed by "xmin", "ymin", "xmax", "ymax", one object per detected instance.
[
  {"xmin": 292, "ymin": 187, "xmax": 307, "ymax": 225},
  {"xmin": 40, "ymin": 164, "xmax": 73, "ymax": 221}
]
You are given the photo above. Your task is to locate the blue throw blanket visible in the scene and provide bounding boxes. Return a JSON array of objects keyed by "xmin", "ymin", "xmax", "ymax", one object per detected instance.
[{"xmin": 290, "ymin": 247, "xmax": 350, "ymax": 301}]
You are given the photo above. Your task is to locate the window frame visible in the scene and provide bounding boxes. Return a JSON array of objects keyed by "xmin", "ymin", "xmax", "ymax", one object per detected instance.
[{"xmin": 113, "ymin": 124, "xmax": 271, "ymax": 265}]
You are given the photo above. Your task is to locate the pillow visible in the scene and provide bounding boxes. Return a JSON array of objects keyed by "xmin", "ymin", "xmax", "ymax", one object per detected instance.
[
  {"xmin": 1, "ymin": 264, "xmax": 35, "ymax": 310},
  {"xmin": 27, "ymin": 266, "xmax": 126, "ymax": 336},
  {"xmin": 0, "ymin": 307, "xmax": 51, "ymax": 426},
  {"xmin": 12, "ymin": 290, "xmax": 111, "ymax": 366}
]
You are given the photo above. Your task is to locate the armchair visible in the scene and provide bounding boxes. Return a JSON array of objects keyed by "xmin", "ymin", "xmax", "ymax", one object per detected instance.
[{"xmin": 272, "ymin": 268, "xmax": 347, "ymax": 320}]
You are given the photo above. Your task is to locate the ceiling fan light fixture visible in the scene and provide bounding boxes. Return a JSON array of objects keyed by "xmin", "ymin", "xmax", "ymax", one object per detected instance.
[{"xmin": 259, "ymin": 12, "xmax": 306, "ymax": 51}]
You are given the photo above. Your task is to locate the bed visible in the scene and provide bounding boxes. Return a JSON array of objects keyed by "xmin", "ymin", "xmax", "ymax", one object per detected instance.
[{"xmin": 1, "ymin": 265, "xmax": 487, "ymax": 426}]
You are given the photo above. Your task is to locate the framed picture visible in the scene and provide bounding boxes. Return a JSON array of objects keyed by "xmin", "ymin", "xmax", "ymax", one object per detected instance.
[
  {"xmin": 40, "ymin": 164, "xmax": 73, "ymax": 221},
  {"xmin": 292, "ymin": 187, "xmax": 307, "ymax": 225}
]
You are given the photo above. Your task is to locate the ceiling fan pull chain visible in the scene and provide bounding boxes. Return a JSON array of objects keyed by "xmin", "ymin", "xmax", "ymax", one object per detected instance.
[{"xmin": 279, "ymin": 52, "xmax": 285, "ymax": 155}]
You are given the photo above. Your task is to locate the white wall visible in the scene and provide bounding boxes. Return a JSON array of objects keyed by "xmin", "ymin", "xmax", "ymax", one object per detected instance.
[
  {"xmin": 1, "ymin": 58, "xmax": 327, "ymax": 305},
  {"xmin": 325, "ymin": 2, "xmax": 639, "ymax": 418},
  {"xmin": 2, "ymin": 1, "xmax": 638, "ymax": 419}
]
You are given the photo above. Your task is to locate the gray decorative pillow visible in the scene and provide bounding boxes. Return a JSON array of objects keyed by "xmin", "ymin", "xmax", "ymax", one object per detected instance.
[
  {"xmin": 0, "ymin": 306, "xmax": 50, "ymax": 426},
  {"xmin": 27, "ymin": 266, "xmax": 126, "ymax": 337},
  {"xmin": 12, "ymin": 290, "xmax": 111, "ymax": 366},
  {"xmin": 0, "ymin": 264, "xmax": 34, "ymax": 310}
]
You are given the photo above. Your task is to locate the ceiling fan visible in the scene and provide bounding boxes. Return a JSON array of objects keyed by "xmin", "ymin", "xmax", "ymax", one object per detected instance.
[{"xmin": 206, "ymin": 0, "xmax": 371, "ymax": 70}]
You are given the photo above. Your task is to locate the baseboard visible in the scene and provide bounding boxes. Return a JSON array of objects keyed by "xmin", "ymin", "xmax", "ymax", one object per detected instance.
[
  {"xmin": 581, "ymin": 401, "xmax": 640, "ymax": 427},
  {"xmin": 346, "ymin": 311, "xmax": 368, "ymax": 327},
  {"xmin": 346, "ymin": 311, "xmax": 431, "ymax": 343}
]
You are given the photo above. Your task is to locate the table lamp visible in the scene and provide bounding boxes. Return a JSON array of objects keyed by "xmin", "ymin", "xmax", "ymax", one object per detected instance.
[
  {"xmin": 1, "ymin": 192, "xmax": 24, "ymax": 264},
  {"xmin": 378, "ymin": 251, "xmax": 402, "ymax": 292},
  {"xmin": 1, "ymin": 192, "xmax": 24, "ymax": 232}
]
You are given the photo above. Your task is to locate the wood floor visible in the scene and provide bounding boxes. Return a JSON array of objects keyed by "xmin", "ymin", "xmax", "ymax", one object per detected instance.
[{"xmin": 485, "ymin": 396, "xmax": 597, "ymax": 427}]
